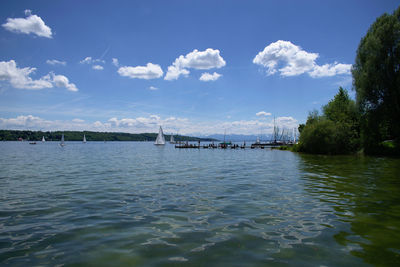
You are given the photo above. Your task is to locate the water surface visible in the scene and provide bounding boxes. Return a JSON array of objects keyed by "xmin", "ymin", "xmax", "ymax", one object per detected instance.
[{"xmin": 0, "ymin": 142, "xmax": 399, "ymax": 266}]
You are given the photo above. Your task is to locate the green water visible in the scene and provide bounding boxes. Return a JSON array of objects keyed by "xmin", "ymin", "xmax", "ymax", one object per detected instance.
[
  {"xmin": 0, "ymin": 142, "xmax": 399, "ymax": 266},
  {"xmin": 298, "ymin": 154, "xmax": 400, "ymax": 266}
]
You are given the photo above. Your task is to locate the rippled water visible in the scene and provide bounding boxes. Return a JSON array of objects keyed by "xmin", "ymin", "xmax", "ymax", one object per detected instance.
[{"xmin": 0, "ymin": 141, "xmax": 399, "ymax": 266}]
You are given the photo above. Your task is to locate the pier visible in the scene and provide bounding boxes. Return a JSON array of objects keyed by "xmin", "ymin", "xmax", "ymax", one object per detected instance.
[{"xmin": 175, "ymin": 141, "xmax": 295, "ymax": 149}]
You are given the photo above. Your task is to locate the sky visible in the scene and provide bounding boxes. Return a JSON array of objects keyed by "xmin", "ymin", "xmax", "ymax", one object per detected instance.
[{"xmin": 0, "ymin": 0, "xmax": 399, "ymax": 136}]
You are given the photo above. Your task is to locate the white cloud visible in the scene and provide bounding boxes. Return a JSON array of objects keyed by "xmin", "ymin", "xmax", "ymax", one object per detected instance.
[
  {"xmin": 309, "ymin": 62, "xmax": 351, "ymax": 78},
  {"xmin": 164, "ymin": 65, "xmax": 190, "ymax": 81},
  {"xmin": 118, "ymin": 63, "xmax": 163, "ymax": 80},
  {"xmin": 165, "ymin": 48, "xmax": 226, "ymax": 80},
  {"xmin": 0, "ymin": 60, "xmax": 77, "ymax": 91},
  {"xmin": 80, "ymin": 57, "xmax": 92, "ymax": 64},
  {"xmin": 48, "ymin": 73, "xmax": 78, "ymax": 92},
  {"xmin": 46, "ymin": 59, "xmax": 66, "ymax": 66},
  {"xmin": 93, "ymin": 121, "xmax": 104, "ymax": 128},
  {"xmin": 112, "ymin": 58, "xmax": 119, "ymax": 67},
  {"xmin": 0, "ymin": 114, "xmax": 298, "ymax": 135},
  {"xmin": 0, "ymin": 115, "xmax": 53, "ymax": 129},
  {"xmin": 92, "ymin": 65, "xmax": 104, "ymax": 70},
  {"xmin": 148, "ymin": 86, "xmax": 158, "ymax": 90},
  {"xmin": 2, "ymin": 10, "xmax": 52, "ymax": 38},
  {"xmin": 199, "ymin": 72, "xmax": 222, "ymax": 81},
  {"xmin": 256, "ymin": 111, "xmax": 272, "ymax": 117},
  {"xmin": 79, "ymin": 57, "xmax": 105, "ymax": 65},
  {"xmin": 253, "ymin": 40, "xmax": 351, "ymax": 78},
  {"xmin": 0, "ymin": 60, "xmax": 52, "ymax": 89}
]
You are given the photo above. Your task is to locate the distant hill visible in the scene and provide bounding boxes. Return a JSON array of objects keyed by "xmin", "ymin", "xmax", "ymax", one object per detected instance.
[{"xmin": 0, "ymin": 130, "xmax": 217, "ymax": 142}]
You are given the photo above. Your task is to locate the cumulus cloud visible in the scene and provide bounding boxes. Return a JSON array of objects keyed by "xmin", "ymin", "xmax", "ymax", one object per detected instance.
[
  {"xmin": 48, "ymin": 72, "xmax": 78, "ymax": 92},
  {"xmin": 0, "ymin": 60, "xmax": 52, "ymax": 89},
  {"xmin": 0, "ymin": 60, "xmax": 77, "ymax": 91},
  {"xmin": 165, "ymin": 48, "xmax": 226, "ymax": 80},
  {"xmin": 164, "ymin": 65, "xmax": 190, "ymax": 81},
  {"xmin": 72, "ymin": 118, "xmax": 84, "ymax": 123},
  {"xmin": 199, "ymin": 72, "xmax": 222, "ymax": 81},
  {"xmin": 253, "ymin": 40, "xmax": 351, "ymax": 78},
  {"xmin": 118, "ymin": 63, "xmax": 163, "ymax": 80},
  {"xmin": 148, "ymin": 86, "xmax": 158, "ymax": 90},
  {"xmin": 2, "ymin": 10, "xmax": 52, "ymax": 38},
  {"xmin": 112, "ymin": 58, "xmax": 119, "ymax": 67},
  {"xmin": 92, "ymin": 65, "xmax": 104, "ymax": 70},
  {"xmin": 46, "ymin": 59, "xmax": 66, "ymax": 66},
  {"xmin": 256, "ymin": 111, "xmax": 272, "ymax": 117}
]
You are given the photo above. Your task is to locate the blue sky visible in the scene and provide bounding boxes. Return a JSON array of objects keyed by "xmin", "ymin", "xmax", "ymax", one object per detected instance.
[{"xmin": 0, "ymin": 0, "xmax": 398, "ymax": 135}]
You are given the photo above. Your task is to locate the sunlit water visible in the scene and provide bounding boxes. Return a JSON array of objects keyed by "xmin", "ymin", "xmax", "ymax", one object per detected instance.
[{"xmin": 0, "ymin": 141, "xmax": 399, "ymax": 266}]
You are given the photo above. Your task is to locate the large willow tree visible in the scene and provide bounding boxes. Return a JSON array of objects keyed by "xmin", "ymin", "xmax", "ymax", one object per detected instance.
[{"xmin": 352, "ymin": 6, "xmax": 400, "ymax": 153}]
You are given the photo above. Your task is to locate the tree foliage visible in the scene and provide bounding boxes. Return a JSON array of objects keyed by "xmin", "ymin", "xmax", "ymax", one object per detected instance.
[
  {"xmin": 352, "ymin": 6, "xmax": 400, "ymax": 153},
  {"xmin": 298, "ymin": 88, "xmax": 360, "ymax": 154}
]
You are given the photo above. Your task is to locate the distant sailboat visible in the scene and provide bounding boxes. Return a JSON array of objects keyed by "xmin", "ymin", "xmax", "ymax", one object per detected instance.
[
  {"xmin": 42, "ymin": 136, "xmax": 45, "ymax": 142},
  {"xmin": 154, "ymin": 126, "xmax": 165, "ymax": 145},
  {"xmin": 170, "ymin": 133, "xmax": 176, "ymax": 144},
  {"xmin": 83, "ymin": 134, "xmax": 86, "ymax": 143},
  {"xmin": 60, "ymin": 134, "xmax": 65, "ymax": 147}
]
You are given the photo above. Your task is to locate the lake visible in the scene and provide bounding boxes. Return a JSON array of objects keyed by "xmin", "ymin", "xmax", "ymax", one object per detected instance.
[{"xmin": 0, "ymin": 141, "xmax": 399, "ymax": 266}]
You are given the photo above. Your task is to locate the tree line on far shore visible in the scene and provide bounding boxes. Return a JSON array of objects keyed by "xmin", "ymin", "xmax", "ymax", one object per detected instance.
[
  {"xmin": 295, "ymin": 6, "xmax": 399, "ymax": 156},
  {"xmin": 0, "ymin": 130, "xmax": 216, "ymax": 142}
]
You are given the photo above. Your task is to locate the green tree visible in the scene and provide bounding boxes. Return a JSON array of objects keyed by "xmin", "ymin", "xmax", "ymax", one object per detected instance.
[
  {"xmin": 299, "ymin": 116, "xmax": 337, "ymax": 154},
  {"xmin": 352, "ymin": 6, "xmax": 400, "ymax": 154},
  {"xmin": 323, "ymin": 87, "xmax": 360, "ymax": 153},
  {"xmin": 298, "ymin": 88, "xmax": 360, "ymax": 154}
]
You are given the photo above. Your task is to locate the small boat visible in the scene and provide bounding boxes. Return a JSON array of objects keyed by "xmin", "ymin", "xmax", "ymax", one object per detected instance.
[
  {"xmin": 29, "ymin": 142, "xmax": 36, "ymax": 145},
  {"xmin": 154, "ymin": 126, "xmax": 165, "ymax": 145},
  {"xmin": 83, "ymin": 134, "xmax": 86, "ymax": 143},
  {"xmin": 42, "ymin": 136, "xmax": 45, "ymax": 142},
  {"xmin": 60, "ymin": 134, "xmax": 65, "ymax": 147}
]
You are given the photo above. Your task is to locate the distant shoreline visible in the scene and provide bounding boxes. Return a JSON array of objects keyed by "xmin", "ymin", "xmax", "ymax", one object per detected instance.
[{"xmin": 0, "ymin": 130, "xmax": 217, "ymax": 142}]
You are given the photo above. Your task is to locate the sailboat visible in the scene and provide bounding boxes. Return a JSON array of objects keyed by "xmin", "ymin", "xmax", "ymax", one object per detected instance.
[
  {"xmin": 154, "ymin": 126, "xmax": 165, "ymax": 145},
  {"xmin": 60, "ymin": 134, "xmax": 65, "ymax": 147},
  {"xmin": 169, "ymin": 133, "xmax": 176, "ymax": 144},
  {"xmin": 42, "ymin": 136, "xmax": 45, "ymax": 142},
  {"xmin": 83, "ymin": 134, "xmax": 86, "ymax": 143}
]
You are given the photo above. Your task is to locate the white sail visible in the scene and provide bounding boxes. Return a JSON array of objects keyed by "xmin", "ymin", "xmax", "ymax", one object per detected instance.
[
  {"xmin": 60, "ymin": 134, "xmax": 65, "ymax": 146},
  {"xmin": 42, "ymin": 136, "xmax": 45, "ymax": 142},
  {"xmin": 170, "ymin": 134, "xmax": 175, "ymax": 144},
  {"xmin": 83, "ymin": 134, "xmax": 86, "ymax": 143},
  {"xmin": 154, "ymin": 126, "xmax": 165, "ymax": 145}
]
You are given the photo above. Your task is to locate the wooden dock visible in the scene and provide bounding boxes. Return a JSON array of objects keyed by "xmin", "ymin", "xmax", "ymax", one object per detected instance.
[{"xmin": 175, "ymin": 141, "xmax": 295, "ymax": 149}]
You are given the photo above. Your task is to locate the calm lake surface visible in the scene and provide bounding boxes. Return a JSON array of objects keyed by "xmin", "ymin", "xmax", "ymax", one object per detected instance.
[{"xmin": 1, "ymin": 141, "xmax": 399, "ymax": 266}]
